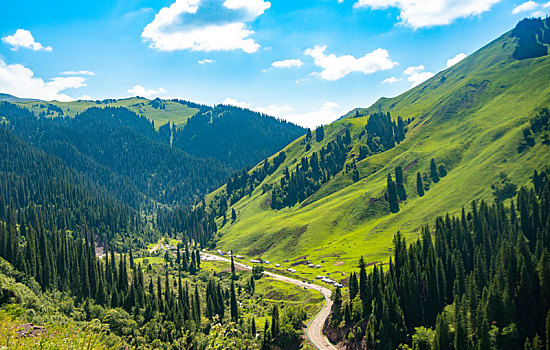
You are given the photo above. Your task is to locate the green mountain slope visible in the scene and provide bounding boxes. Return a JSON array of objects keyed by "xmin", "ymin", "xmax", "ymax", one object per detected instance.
[
  {"xmin": 209, "ymin": 19, "xmax": 550, "ymax": 277},
  {"xmin": 0, "ymin": 96, "xmax": 200, "ymax": 128}
]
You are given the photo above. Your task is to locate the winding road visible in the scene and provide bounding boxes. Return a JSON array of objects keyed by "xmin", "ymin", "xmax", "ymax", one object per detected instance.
[{"xmin": 201, "ymin": 252, "xmax": 337, "ymax": 350}]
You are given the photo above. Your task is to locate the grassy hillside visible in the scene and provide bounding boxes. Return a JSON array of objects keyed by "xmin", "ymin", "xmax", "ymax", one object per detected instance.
[
  {"xmin": 209, "ymin": 20, "xmax": 550, "ymax": 281},
  {"xmin": 7, "ymin": 97, "xmax": 199, "ymax": 129}
]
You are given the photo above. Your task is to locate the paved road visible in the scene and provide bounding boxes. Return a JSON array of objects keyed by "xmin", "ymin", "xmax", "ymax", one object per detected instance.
[{"xmin": 201, "ymin": 253, "xmax": 337, "ymax": 350}]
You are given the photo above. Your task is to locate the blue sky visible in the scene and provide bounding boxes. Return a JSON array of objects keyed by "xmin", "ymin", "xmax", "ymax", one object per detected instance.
[{"xmin": 0, "ymin": 0, "xmax": 548, "ymax": 127}]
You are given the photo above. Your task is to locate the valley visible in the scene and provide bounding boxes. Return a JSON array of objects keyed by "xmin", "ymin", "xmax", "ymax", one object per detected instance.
[{"xmin": 0, "ymin": 15, "xmax": 549, "ymax": 350}]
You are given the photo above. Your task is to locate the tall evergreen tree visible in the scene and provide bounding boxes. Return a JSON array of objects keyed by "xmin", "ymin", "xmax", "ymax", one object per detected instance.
[
  {"xmin": 230, "ymin": 280, "xmax": 239, "ymax": 322},
  {"xmin": 271, "ymin": 304, "xmax": 280, "ymax": 338},
  {"xmin": 387, "ymin": 173, "xmax": 400, "ymax": 213},
  {"xmin": 395, "ymin": 166, "xmax": 407, "ymax": 201},
  {"xmin": 430, "ymin": 158, "xmax": 440, "ymax": 183},
  {"xmin": 417, "ymin": 171, "xmax": 425, "ymax": 197},
  {"xmin": 231, "ymin": 254, "xmax": 237, "ymax": 280},
  {"xmin": 315, "ymin": 125, "xmax": 325, "ymax": 142}
]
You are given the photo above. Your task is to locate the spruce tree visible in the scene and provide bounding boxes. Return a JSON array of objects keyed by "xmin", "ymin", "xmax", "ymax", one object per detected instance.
[
  {"xmin": 387, "ymin": 173, "xmax": 400, "ymax": 213},
  {"xmin": 249, "ymin": 274, "xmax": 255, "ymax": 295},
  {"xmin": 417, "ymin": 172, "xmax": 425, "ymax": 197},
  {"xmin": 263, "ymin": 318, "xmax": 270, "ymax": 348},
  {"xmin": 331, "ymin": 287, "xmax": 343, "ymax": 325},
  {"xmin": 231, "ymin": 208, "xmax": 237, "ymax": 222},
  {"xmin": 395, "ymin": 166, "xmax": 407, "ymax": 201},
  {"xmin": 271, "ymin": 304, "xmax": 280, "ymax": 338},
  {"xmin": 430, "ymin": 158, "xmax": 440, "ymax": 183},
  {"xmin": 349, "ymin": 272, "xmax": 358, "ymax": 300},
  {"xmin": 231, "ymin": 254, "xmax": 237, "ymax": 280},
  {"xmin": 230, "ymin": 280, "xmax": 239, "ymax": 322},
  {"xmin": 315, "ymin": 125, "xmax": 324, "ymax": 142}
]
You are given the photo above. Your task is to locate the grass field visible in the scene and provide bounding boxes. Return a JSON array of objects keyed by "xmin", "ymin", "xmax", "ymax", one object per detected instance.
[
  {"xmin": 208, "ymin": 29, "xmax": 550, "ymax": 281},
  {"xmin": 12, "ymin": 97, "xmax": 198, "ymax": 129}
]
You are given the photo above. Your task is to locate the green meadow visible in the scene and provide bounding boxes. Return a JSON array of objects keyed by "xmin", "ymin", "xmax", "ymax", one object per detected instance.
[{"xmin": 209, "ymin": 29, "xmax": 550, "ymax": 282}]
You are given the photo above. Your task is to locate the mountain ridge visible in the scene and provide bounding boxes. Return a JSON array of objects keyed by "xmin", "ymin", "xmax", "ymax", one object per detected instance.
[{"xmin": 207, "ymin": 18, "xmax": 550, "ymax": 277}]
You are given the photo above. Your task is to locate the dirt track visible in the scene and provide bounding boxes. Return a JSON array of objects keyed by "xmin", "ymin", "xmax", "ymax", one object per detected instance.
[{"xmin": 201, "ymin": 253, "xmax": 337, "ymax": 350}]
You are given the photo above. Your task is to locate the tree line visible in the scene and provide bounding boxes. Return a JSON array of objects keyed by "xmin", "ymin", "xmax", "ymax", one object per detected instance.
[{"xmin": 327, "ymin": 169, "xmax": 550, "ymax": 349}]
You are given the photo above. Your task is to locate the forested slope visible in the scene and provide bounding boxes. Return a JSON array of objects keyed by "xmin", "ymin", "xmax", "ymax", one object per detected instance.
[{"xmin": 207, "ymin": 18, "xmax": 550, "ymax": 278}]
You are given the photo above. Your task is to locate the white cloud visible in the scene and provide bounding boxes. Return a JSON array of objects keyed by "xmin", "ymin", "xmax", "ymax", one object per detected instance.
[
  {"xmin": 272, "ymin": 59, "xmax": 303, "ymax": 68},
  {"xmin": 304, "ymin": 45, "xmax": 397, "ymax": 81},
  {"xmin": 2, "ymin": 29, "xmax": 52, "ymax": 51},
  {"xmin": 141, "ymin": 0, "xmax": 270, "ymax": 53},
  {"xmin": 0, "ymin": 59, "xmax": 85, "ymax": 101},
  {"xmin": 511, "ymin": 0, "xmax": 550, "ymax": 15},
  {"xmin": 255, "ymin": 104, "xmax": 294, "ymax": 116},
  {"xmin": 78, "ymin": 95, "xmax": 93, "ymax": 100},
  {"xmin": 280, "ymin": 101, "xmax": 345, "ymax": 128},
  {"xmin": 221, "ymin": 98, "xmax": 343, "ymax": 128},
  {"xmin": 354, "ymin": 0, "xmax": 501, "ymax": 29},
  {"xmin": 222, "ymin": 97, "xmax": 251, "ymax": 109},
  {"xmin": 128, "ymin": 85, "xmax": 167, "ymax": 98},
  {"xmin": 446, "ymin": 52, "xmax": 466, "ymax": 68},
  {"xmin": 60, "ymin": 70, "xmax": 95, "ymax": 76},
  {"xmin": 382, "ymin": 76, "xmax": 400, "ymax": 83},
  {"xmin": 512, "ymin": 0, "xmax": 539, "ymax": 13},
  {"xmin": 403, "ymin": 65, "xmax": 434, "ymax": 87},
  {"xmin": 198, "ymin": 58, "xmax": 214, "ymax": 64}
]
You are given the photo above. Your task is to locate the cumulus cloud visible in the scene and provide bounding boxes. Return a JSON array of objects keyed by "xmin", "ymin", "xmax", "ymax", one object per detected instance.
[
  {"xmin": 198, "ymin": 58, "xmax": 214, "ymax": 64},
  {"xmin": 512, "ymin": 0, "xmax": 550, "ymax": 15},
  {"xmin": 272, "ymin": 59, "xmax": 303, "ymax": 68},
  {"xmin": 60, "ymin": 70, "xmax": 95, "ymax": 76},
  {"xmin": 382, "ymin": 76, "xmax": 400, "ymax": 83},
  {"xmin": 403, "ymin": 65, "xmax": 434, "ymax": 87},
  {"xmin": 142, "ymin": 0, "xmax": 270, "ymax": 53},
  {"xmin": 0, "ymin": 59, "xmax": 86, "ymax": 101},
  {"xmin": 281, "ymin": 101, "xmax": 345, "ymax": 128},
  {"xmin": 2, "ymin": 29, "xmax": 52, "ymax": 51},
  {"xmin": 354, "ymin": 0, "xmax": 501, "ymax": 29},
  {"xmin": 222, "ymin": 98, "xmax": 344, "ymax": 128},
  {"xmin": 128, "ymin": 85, "xmax": 167, "ymax": 98},
  {"xmin": 446, "ymin": 52, "xmax": 467, "ymax": 68},
  {"xmin": 222, "ymin": 97, "xmax": 251, "ymax": 109},
  {"xmin": 304, "ymin": 45, "xmax": 397, "ymax": 81},
  {"xmin": 512, "ymin": 0, "xmax": 539, "ymax": 13}
]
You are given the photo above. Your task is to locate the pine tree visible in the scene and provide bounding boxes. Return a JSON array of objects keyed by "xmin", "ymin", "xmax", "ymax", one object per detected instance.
[
  {"xmin": 271, "ymin": 304, "xmax": 280, "ymax": 338},
  {"xmin": 395, "ymin": 166, "xmax": 407, "ymax": 201},
  {"xmin": 231, "ymin": 254, "xmax": 237, "ymax": 280},
  {"xmin": 263, "ymin": 318, "xmax": 270, "ymax": 348},
  {"xmin": 315, "ymin": 125, "xmax": 325, "ymax": 142},
  {"xmin": 251, "ymin": 316, "xmax": 257, "ymax": 337},
  {"xmin": 231, "ymin": 208, "xmax": 237, "ymax": 222},
  {"xmin": 387, "ymin": 173, "xmax": 400, "ymax": 213},
  {"xmin": 194, "ymin": 285, "xmax": 201, "ymax": 325},
  {"xmin": 230, "ymin": 280, "xmax": 239, "ymax": 322},
  {"xmin": 430, "ymin": 159, "xmax": 440, "ymax": 183},
  {"xmin": 306, "ymin": 128, "xmax": 312, "ymax": 141},
  {"xmin": 434, "ymin": 314, "xmax": 451, "ymax": 350},
  {"xmin": 349, "ymin": 272, "xmax": 358, "ymax": 300},
  {"xmin": 417, "ymin": 172, "xmax": 425, "ymax": 197},
  {"xmin": 331, "ymin": 287, "xmax": 343, "ymax": 325},
  {"xmin": 249, "ymin": 274, "xmax": 255, "ymax": 295}
]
